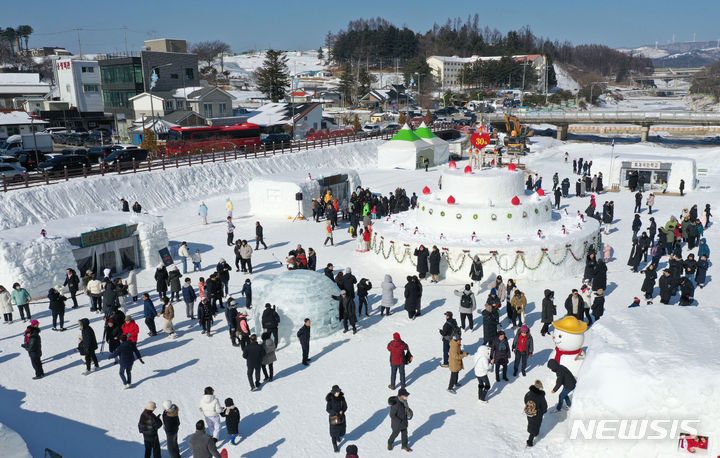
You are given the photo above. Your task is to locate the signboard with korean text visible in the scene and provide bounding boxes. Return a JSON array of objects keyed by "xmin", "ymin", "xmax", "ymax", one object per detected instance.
[{"xmin": 80, "ymin": 225, "xmax": 128, "ymax": 248}]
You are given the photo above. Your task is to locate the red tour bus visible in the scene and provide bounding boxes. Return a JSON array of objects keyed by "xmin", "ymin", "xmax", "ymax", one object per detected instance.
[{"xmin": 165, "ymin": 123, "xmax": 261, "ymax": 156}]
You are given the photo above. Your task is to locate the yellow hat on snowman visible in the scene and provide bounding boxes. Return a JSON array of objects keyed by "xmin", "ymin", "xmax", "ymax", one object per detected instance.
[{"xmin": 552, "ymin": 316, "xmax": 588, "ymax": 334}]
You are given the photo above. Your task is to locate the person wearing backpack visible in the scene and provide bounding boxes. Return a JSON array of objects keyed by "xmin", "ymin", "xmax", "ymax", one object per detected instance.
[
  {"xmin": 453, "ymin": 285, "xmax": 476, "ymax": 331},
  {"xmin": 447, "ymin": 334, "xmax": 468, "ymax": 393},
  {"xmin": 524, "ymin": 380, "xmax": 548, "ymax": 447},
  {"xmin": 439, "ymin": 311, "xmax": 459, "ymax": 367},
  {"xmin": 387, "ymin": 332, "xmax": 409, "ymax": 389},
  {"xmin": 512, "ymin": 325, "xmax": 534, "ymax": 377}
]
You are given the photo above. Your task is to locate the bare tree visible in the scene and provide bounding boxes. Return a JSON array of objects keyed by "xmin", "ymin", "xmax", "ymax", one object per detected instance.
[{"xmin": 190, "ymin": 40, "xmax": 232, "ymax": 74}]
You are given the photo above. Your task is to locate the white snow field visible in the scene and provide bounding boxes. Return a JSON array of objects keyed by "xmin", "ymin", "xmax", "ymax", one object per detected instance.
[{"xmin": 0, "ymin": 128, "xmax": 719, "ymax": 457}]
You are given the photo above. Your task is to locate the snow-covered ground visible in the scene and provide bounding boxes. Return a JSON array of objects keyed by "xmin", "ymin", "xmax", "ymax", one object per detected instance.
[
  {"xmin": 1, "ymin": 103, "xmax": 720, "ymax": 457},
  {"xmin": 221, "ymin": 50, "xmax": 327, "ymax": 79}
]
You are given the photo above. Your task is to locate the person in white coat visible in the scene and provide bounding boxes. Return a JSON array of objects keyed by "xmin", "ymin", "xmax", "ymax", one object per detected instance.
[
  {"xmin": 0, "ymin": 285, "xmax": 13, "ymax": 323},
  {"xmin": 380, "ymin": 274, "xmax": 396, "ymax": 316},
  {"xmin": 580, "ymin": 284, "xmax": 593, "ymax": 325},
  {"xmin": 472, "ymin": 345, "xmax": 492, "ymax": 403},
  {"xmin": 178, "ymin": 242, "xmax": 190, "ymax": 274},
  {"xmin": 198, "ymin": 386, "xmax": 224, "ymax": 440},
  {"xmin": 127, "ymin": 270, "xmax": 138, "ymax": 303}
]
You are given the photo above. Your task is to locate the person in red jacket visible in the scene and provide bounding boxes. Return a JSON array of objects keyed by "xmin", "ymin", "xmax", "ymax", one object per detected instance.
[
  {"xmin": 387, "ymin": 332, "xmax": 409, "ymax": 389},
  {"xmin": 512, "ymin": 324, "xmax": 534, "ymax": 377},
  {"xmin": 122, "ymin": 316, "xmax": 140, "ymax": 343}
]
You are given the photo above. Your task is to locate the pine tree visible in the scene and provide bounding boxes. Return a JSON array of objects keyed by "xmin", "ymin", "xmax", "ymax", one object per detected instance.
[
  {"xmin": 317, "ymin": 47, "xmax": 324, "ymax": 60},
  {"xmin": 398, "ymin": 113, "xmax": 406, "ymax": 125},
  {"xmin": 352, "ymin": 114, "xmax": 361, "ymax": 131},
  {"xmin": 337, "ymin": 62, "xmax": 354, "ymax": 106},
  {"xmin": 358, "ymin": 67, "xmax": 375, "ymax": 98},
  {"xmin": 254, "ymin": 49, "xmax": 290, "ymax": 102}
]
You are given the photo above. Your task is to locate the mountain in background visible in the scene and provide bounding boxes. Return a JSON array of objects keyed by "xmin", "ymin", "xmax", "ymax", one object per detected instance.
[{"xmin": 618, "ymin": 40, "xmax": 720, "ymax": 68}]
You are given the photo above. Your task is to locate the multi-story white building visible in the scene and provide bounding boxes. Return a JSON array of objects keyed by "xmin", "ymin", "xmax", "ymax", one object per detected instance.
[
  {"xmin": 427, "ymin": 54, "xmax": 547, "ymax": 90},
  {"xmin": 55, "ymin": 59, "xmax": 104, "ymax": 112}
]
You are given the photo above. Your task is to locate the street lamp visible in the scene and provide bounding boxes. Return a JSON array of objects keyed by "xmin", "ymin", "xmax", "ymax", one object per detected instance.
[{"xmin": 148, "ymin": 63, "xmax": 173, "ymax": 130}]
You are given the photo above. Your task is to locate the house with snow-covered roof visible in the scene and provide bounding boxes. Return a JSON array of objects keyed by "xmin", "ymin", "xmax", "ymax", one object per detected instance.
[
  {"xmin": 129, "ymin": 86, "xmax": 235, "ymax": 121},
  {"xmin": 0, "ymin": 73, "xmax": 51, "ymax": 110},
  {"xmin": 246, "ymin": 102, "xmax": 323, "ymax": 139},
  {"xmin": 0, "ymin": 110, "xmax": 48, "ymax": 140}
]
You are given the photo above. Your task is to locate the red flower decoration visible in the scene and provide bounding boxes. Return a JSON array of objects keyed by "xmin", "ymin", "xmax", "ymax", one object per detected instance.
[
  {"xmin": 422, "ymin": 186, "xmax": 431, "ymax": 195},
  {"xmin": 537, "ymin": 188, "xmax": 545, "ymax": 196},
  {"xmin": 463, "ymin": 165, "xmax": 472, "ymax": 174},
  {"xmin": 508, "ymin": 163, "xmax": 517, "ymax": 171},
  {"xmin": 511, "ymin": 196, "xmax": 520, "ymax": 206},
  {"xmin": 448, "ymin": 160, "xmax": 457, "ymax": 169},
  {"xmin": 447, "ymin": 195, "xmax": 456, "ymax": 204}
]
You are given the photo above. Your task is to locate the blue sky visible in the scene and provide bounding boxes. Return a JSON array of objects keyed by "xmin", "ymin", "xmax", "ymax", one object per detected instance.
[{"xmin": 5, "ymin": 0, "xmax": 720, "ymax": 54}]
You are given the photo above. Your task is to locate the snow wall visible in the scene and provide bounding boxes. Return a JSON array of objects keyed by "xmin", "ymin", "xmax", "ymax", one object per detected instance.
[
  {"xmin": 0, "ymin": 140, "xmax": 382, "ymax": 230},
  {"xmin": 250, "ymin": 269, "xmax": 342, "ymax": 348},
  {"xmin": 0, "ymin": 213, "xmax": 168, "ymax": 298}
]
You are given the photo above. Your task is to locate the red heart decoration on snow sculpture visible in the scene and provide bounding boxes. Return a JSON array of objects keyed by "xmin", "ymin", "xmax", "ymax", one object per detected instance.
[
  {"xmin": 449, "ymin": 161, "xmax": 457, "ymax": 169},
  {"xmin": 422, "ymin": 186, "xmax": 431, "ymax": 195},
  {"xmin": 447, "ymin": 195, "xmax": 456, "ymax": 204},
  {"xmin": 537, "ymin": 188, "xmax": 545, "ymax": 196},
  {"xmin": 511, "ymin": 196, "xmax": 520, "ymax": 206},
  {"xmin": 508, "ymin": 163, "xmax": 517, "ymax": 171},
  {"xmin": 464, "ymin": 165, "xmax": 472, "ymax": 174}
]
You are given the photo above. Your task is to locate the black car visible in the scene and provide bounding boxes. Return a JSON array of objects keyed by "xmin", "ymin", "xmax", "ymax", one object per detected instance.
[
  {"xmin": 37, "ymin": 154, "xmax": 91, "ymax": 172},
  {"xmin": 65, "ymin": 132, "xmax": 89, "ymax": 146},
  {"xmin": 87, "ymin": 145, "xmax": 119, "ymax": 163},
  {"xmin": 261, "ymin": 133, "xmax": 292, "ymax": 147},
  {"xmin": 15, "ymin": 150, "xmax": 45, "ymax": 171},
  {"xmin": 60, "ymin": 147, "xmax": 88, "ymax": 157},
  {"xmin": 101, "ymin": 148, "xmax": 148, "ymax": 167},
  {"xmin": 85, "ymin": 131, "xmax": 113, "ymax": 146}
]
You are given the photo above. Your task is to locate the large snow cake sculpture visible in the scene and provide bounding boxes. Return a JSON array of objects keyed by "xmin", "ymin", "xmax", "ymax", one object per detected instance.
[
  {"xmin": 368, "ymin": 163, "xmax": 600, "ymax": 280},
  {"xmin": 251, "ymin": 270, "xmax": 342, "ymax": 348}
]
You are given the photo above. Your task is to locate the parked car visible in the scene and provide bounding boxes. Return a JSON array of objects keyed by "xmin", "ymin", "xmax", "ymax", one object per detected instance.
[
  {"xmin": 37, "ymin": 154, "xmax": 91, "ymax": 173},
  {"xmin": 362, "ymin": 124, "xmax": 381, "ymax": 134},
  {"xmin": 85, "ymin": 130, "xmax": 113, "ymax": 146},
  {"xmin": 87, "ymin": 146, "xmax": 118, "ymax": 164},
  {"xmin": 65, "ymin": 132, "xmax": 89, "ymax": 146},
  {"xmin": 15, "ymin": 150, "xmax": 45, "ymax": 171},
  {"xmin": 0, "ymin": 155, "xmax": 20, "ymax": 166},
  {"xmin": 60, "ymin": 148, "xmax": 89, "ymax": 157},
  {"xmin": 101, "ymin": 148, "xmax": 148, "ymax": 167},
  {"xmin": 260, "ymin": 133, "xmax": 292, "ymax": 147},
  {"xmin": 0, "ymin": 163, "xmax": 26, "ymax": 182},
  {"xmin": 383, "ymin": 123, "xmax": 400, "ymax": 132}
]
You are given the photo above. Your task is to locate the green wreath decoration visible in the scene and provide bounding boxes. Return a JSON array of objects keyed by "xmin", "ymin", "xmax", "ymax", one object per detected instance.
[
  {"xmin": 507, "ymin": 213, "xmax": 513, "ymax": 219},
  {"xmin": 440, "ymin": 211, "xmax": 446, "ymax": 217},
  {"xmin": 473, "ymin": 214, "xmax": 479, "ymax": 220}
]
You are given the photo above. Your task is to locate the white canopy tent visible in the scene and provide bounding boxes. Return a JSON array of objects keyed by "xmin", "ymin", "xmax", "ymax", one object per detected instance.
[
  {"xmin": 415, "ymin": 122, "xmax": 449, "ymax": 165},
  {"xmin": 376, "ymin": 124, "xmax": 434, "ymax": 170}
]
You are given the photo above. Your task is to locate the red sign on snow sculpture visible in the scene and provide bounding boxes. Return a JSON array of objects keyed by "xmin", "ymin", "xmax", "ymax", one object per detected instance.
[
  {"xmin": 511, "ymin": 196, "xmax": 520, "ymax": 206},
  {"xmin": 422, "ymin": 186, "xmax": 431, "ymax": 195},
  {"xmin": 470, "ymin": 132, "xmax": 490, "ymax": 148},
  {"xmin": 447, "ymin": 195, "xmax": 456, "ymax": 204}
]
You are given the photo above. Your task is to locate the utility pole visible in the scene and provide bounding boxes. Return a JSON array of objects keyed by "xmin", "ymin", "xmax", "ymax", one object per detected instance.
[
  {"xmin": 75, "ymin": 28, "xmax": 83, "ymax": 58},
  {"xmin": 122, "ymin": 26, "xmax": 128, "ymax": 56}
]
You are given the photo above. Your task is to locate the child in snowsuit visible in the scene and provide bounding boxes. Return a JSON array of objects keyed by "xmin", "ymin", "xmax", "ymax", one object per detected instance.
[{"xmin": 221, "ymin": 397, "xmax": 240, "ymax": 445}]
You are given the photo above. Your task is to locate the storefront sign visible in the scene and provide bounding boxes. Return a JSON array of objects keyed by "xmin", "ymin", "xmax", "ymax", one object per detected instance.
[
  {"xmin": 630, "ymin": 161, "xmax": 661, "ymax": 170},
  {"xmin": 80, "ymin": 224, "xmax": 128, "ymax": 247}
]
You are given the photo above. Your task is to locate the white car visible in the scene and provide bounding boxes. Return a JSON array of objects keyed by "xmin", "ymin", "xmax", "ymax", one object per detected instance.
[
  {"xmin": 0, "ymin": 164, "xmax": 27, "ymax": 182},
  {"xmin": 362, "ymin": 124, "xmax": 381, "ymax": 134},
  {"xmin": 0, "ymin": 155, "xmax": 20, "ymax": 166}
]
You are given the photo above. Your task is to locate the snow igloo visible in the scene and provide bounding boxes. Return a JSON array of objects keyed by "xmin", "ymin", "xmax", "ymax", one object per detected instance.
[{"xmin": 251, "ymin": 269, "xmax": 342, "ymax": 348}]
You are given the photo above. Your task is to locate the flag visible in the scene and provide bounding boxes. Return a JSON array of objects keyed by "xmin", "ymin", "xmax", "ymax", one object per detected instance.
[{"xmin": 611, "ymin": 139, "xmax": 615, "ymax": 148}]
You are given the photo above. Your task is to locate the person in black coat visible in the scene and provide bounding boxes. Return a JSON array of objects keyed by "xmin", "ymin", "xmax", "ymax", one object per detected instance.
[
  {"xmin": 242, "ymin": 334, "xmax": 265, "ymax": 391},
  {"xmin": 439, "ymin": 311, "xmax": 459, "ymax": 366},
  {"xmin": 403, "ymin": 277, "xmax": 420, "ymax": 319},
  {"xmin": 24, "ymin": 322, "xmax": 43, "ymax": 379},
  {"xmin": 678, "ymin": 277, "xmax": 695, "ymax": 306},
  {"xmin": 658, "ymin": 270, "xmax": 673, "ymax": 304},
  {"xmin": 583, "ymin": 253, "xmax": 597, "ymax": 283},
  {"xmin": 540, "ymin": 289, "xmax": 555, "ymax": 336},
  {"xmin": 332, "ymin": 291, "xmax": 358, "ymax": 334},
  {"xmin": 154, "ymin": 266, "xmax": 169, "ymax": 299},
  {"xmin": 261, "ymin": 303, "xmax": 280, "ymax": 346},
  {"xmin": 413, "ymin": 245, "xmax": 429, "ymax": 279},
  {"xmin": 297, "ymin": 319, "xmax": 311, "ymax": 365},
  {"xmin": 469, "ymin": 255, "xmax": 483, "ymax": 282},
  {"xmin": 217, "ymin": 259, "xmax": 232, "ymax": 298},
  {"xmin": 631, "ymin": 214, "xmax": 642, "ymax": 238},
  {"xmin": 387, "ymin": 388, "xmax": 413, "ymax": 451},
  {"xmin": 564, "ymin": 290, "xmax": 584, "ymax": 320},
  {"xmin": 105, "ymin": 317, "xmax": 123, "ymax": 360},
  {"xmin": 162, "ymin": 402, "xmax": 181, "ymax": 458},
  {"xmin": 324, "ymin": 263, "xmax": 334, "ymax": 280},
  {"xmin": 547, "ymin": 359, "xmax": 576, "ymax": 411},
  {"xmin": 592, "ymin": 260, "xmax": 607, "ymax": 292},
  {"xmin": 64, "ymin": 268, "xmax": 80, "ymax": 308},
  {"xmin": 640, "ymin": 264, "xmax": 657, "ymax": 299},
  {"xmin": 78, "ymin": 317, "xmax": 99, "ymax": 374},
  {"xmin": 356, "ymin": 278, "xmax": 372, "ymax": 316},
  {"xmin": 138, "ymin": 404, "xmax": 163, "ymax": 458},
  {"xmin": 591, "ymin": 290, "xmax": 605, "ymax": 321},
  {"xmin": 627, "ymin": 239, "xmax": 643, "ymax": 272},
  {"xmin": 255, "ymin": 221, "xmax": 268, "ymax": 250},
  {"xmin": 553, "ymin": 186, "xmax": 561, "ymax": 209},
  {"xmin": 524, "ymin": 380, "xmax": 548, "ymax": 447},
  {"xmin": 108, "ymin": 334, "xmax": 143, "ymax": 387},
  {"xmin": 326, "ymin": 385, "xmax": 348, "ymax": 452},
  {"xmin": 102, "ymin": 279, "xmax": 119, "ymax": 318},
  {"xmin": 307, "ymin": 248, "xmax": 317, "ymax": 271},
  {"xmin": 225, "ymin": 301, "xmax": 240, "ymax": 346},
  {"xmin": 647, "ymin": 217, "xmax": 657, "ymax": 241},
  {"xmin": 490, "ymin": 331, "xmax": 511, "ymax": 382},
  {"xmin": 221, "ymin": 398, "xmax": 241, "ymax": 444},
  {"xmin": 428, "ymin": 246, "xmax": 441, "ymax": 283},
  {"xmin": 197, "ymin": 299, "xmax": 215, "ymax": 336},
  {"xmin": 481, "ymin": 304, "xmax": 498, "ymax": 345},
  {"xmin": 342, "ymin": 268, "xmax": 357, "ymax": 299},
  {"xmin": 48, "ymin": 288, "xmax": 67, "ymax": 331}
]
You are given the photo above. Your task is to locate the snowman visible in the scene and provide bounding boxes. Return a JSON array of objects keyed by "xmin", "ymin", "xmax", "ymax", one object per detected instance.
[{"xmin": 550, "ymin": 316, "xmax": 588, "ymax": 376}]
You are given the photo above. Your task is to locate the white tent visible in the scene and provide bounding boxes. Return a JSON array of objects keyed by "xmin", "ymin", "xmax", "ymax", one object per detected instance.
[
  {"xmin": 377, "ymin": 124, "xmax": 434, "ymax": 170},
  {"xmin": 415, "ymin": 122, "xmax": 449, "ymax": 165},
  {"xmin": 249, "ymin": 169, "xmax": 362, "ymax": 219}
]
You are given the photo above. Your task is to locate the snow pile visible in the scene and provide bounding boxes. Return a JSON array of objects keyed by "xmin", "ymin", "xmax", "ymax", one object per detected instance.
[
  {"xmin": 0, "ymin": 423, "xmax": 31, "ymax": 458},
  {"xmin": 135, "ymin": 217, "xmax": 169, "ymax": 270},
  {"xmin": 0, "ymin": 236, "xmax": 76, "ymax": 298},
  {"xmin": 553, "ymin": 64, "xmax": 579, "ymax": 92},
  {"xmin": 250, "ymin": 270, "xmax": 341, "ymax": 348},
  {"xmin": 562, "ymin": 307, "xmax": 720, "ymax": 457},
  {"xmin": 0, "ymin": 141, "xmax": 381, "ymax": 230}
]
